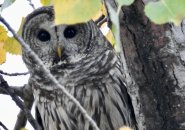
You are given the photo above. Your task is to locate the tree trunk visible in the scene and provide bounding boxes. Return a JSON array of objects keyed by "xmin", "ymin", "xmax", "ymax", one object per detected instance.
[{"xmin": 107, "ymin": 0, "xmax": 185, "ymax": 130}]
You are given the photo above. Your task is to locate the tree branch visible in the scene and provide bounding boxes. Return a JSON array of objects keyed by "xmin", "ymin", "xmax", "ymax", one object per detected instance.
[
  {"xmin": 0, "ymin": 70, "xmax": 29, "ymax": 76},
  {"xmin": 0, "ymin": 121, "xmax": 8, "ymax": 130},
  {"xmin": 0, "ymin": 77, "xmax": 35, "ymax": 129},
  {"xmin": 95, "ymin": 15, "xmax": 107, "ymax": 28},
  {"xmin": 97, "ymin": 17, "xmax": 107, "ymax": 28},
  {"xmin": 0, "ymin": 75, "xmax": 41, "ymax": 130},
  {"xmin": 14, "ymin": 91, "xmax": 34, "ymax": 130},
  {"xmin": 0, "ymin": 84, "xmax": 32, "ymax": 100},
  {"xmin": 0, "ymin": 15, "xmax": 100, "ymax": 130}
]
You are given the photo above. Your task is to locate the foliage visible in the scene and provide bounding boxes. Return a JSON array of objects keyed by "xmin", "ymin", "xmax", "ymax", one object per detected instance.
[
  {"xmin": 0, "ymin": 25, "xmax": 9, "ymax": 64},
  {"xmin": 145, "ymin": 0, "xmax": 185, "ymax": 25},
  {"xmin": 0, "ymin": 0, "xmax": 185, "ymax": 65},
  {"xmin": 0, "ymin": 37, "xmax": 7, "ymax": 64},
  {"xmin": 40, "ymin": 0, "xmax": 53, "ymax": 6},
  {"xmin": 106, "ymin": 29, "xmax": 116, "ymax": 47},
  {"xmin": 20, "ymin": 128, "xmax": 27, "ymax": 130},
  {"xmin": 0, "ymin": 20, "xmax": 22, "ymax": 64},
  {"xmin": 0, "ymin": 24, "xmax": 22, "ymax": 64},
  {"xmin": 42, "ymin": 0, "xmax": 101, "ymax": 24},
  {"xmin": 117, "ymin": 0, "xmax": 134, "ymax": 6}
]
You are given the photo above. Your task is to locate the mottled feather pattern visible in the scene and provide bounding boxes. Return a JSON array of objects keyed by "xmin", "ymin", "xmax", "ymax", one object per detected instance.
[{"xmin": 22, "ymin": 6, "xmax": 137, "ymax": 130}]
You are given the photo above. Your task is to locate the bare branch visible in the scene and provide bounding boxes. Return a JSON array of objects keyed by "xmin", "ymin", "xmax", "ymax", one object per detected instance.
[
  {"xmin": 0, "ymin": 16, "xmax": 100, "ymax": 130},
  {"xmin": 0, "ymin": 84, "xmax": 32, "ymax": 100},
  {"xmin": 94, "ymin": 15, "xmax": 106, "ymax": 25},
  {"xmin": 0, "ymin": 77, "xmax": 35, "ymax": 129},
  {"xmin": 0, "ymin": 70, "xmax": 29, "ymax": 76},
  {"xmin": 13, "ymin": 84, "xmax": 34, "ymax": 130},
  {"xmin": 27, "ymin": 0, "xmax": 35, "ymax": 10},
  {"xmin": 14, "ymin": 87, "xmax": 34, "ymax": 130},
  {"xmin": 0, "ymin": 121, "xmax": 8, "ymax": 130},
  {"xmin": 14, "ymin": 111, "xmax": 27, "ymax": 130},
  {"xmin": 97, "ymin": 17, "xmax": 107, "ymax": 28},
  {"xmin": 0, "ymin": 75, "xmax": 41, "ymax": 130},
  {"xmin": 0, "ymin": 85, "xmax": 23, "ymax": 96}
]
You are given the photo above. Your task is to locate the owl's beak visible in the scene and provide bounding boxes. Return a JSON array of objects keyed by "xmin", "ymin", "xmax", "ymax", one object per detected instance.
[{"xmin": 57, "ymin": 47, "xmax": 62, "ymax": 59}]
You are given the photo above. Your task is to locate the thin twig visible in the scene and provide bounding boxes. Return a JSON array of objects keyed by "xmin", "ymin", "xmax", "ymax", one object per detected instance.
[
  {"xmin": 0, "ymin": 70, "xmax": 29, "ymax": 76},
  {"xmin": 0, "ymin": 75, "xmax": 41, "ymax": 130},
  {"xmin": 27, "ymin": 0, "xmax": 35, "ymax": 10},
  {"xmin": 0, "ymin": 82, "xmax": 34, "ymax": 129},
  {"xmin": 95, "ymin": 15, "xmax": 105, "ymax": 24},
  {"xmin": 0, "ymin": 121, "xmax": 8, "ymax": 130},
  {"xmin": 97, "ymin": 17, "xmax": 107, "ymax": 28},
  {"xmin": 0, "ymin": 83, "xmax": 34, "ymax": 129},
  {"xmin": 0, "ymin": 16, "xmax": 100, "ymax": 130}
]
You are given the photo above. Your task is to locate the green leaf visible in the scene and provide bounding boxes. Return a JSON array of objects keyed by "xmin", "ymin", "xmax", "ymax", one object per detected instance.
[
  {"xmin": 54, "ymin": 0, "xmax": 101, "ymax": 24},
  {"xmin": 117, "ymin": 0, "xmax": 134, "ymax": 6},
  {"xmin": 144, "ymin": 0, "xmax": 185, "ymax": 25},
  {"xmin": 0, "ymin": 0, "xmax": 16, "ymax": 12}
]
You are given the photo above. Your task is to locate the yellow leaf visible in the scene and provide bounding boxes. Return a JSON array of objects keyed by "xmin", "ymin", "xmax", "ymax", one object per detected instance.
[
  {"xmin": 0, "ymin": 18, "xmax": 23, "ymax": 64},
  {"xmin": 119, "ymin": 126, "xmax": 132, "ymax": 130},
  {"xmin": 54, "ymin": 0, "xmax": 101, "ymax": 24},
  {"xmin": 20, "ymin": 128, "xmax": 28, "ymax": 130},
  {"xmin": 0, "ymin": 42, "xmax": 6, "ymax": 64},
  {"xmin": 92, "ymin": 3, "xmax": 107, "ymax": 21},
  {"xmin": 0, "ymin": 42, "xmax": 4, "ymax": 48},
  {"xmin": 102, "ymin": 3, "xmax": 107, "ymax": 16},
  {"xmin": 106, "ymin": 29, "xmax": 116, "ymax": 47},
  {"xmin": 40, "ymin": 0, "xmax": 53, "ymax": 6},
  {"xmin": 0, "ymin": 25, "xmax": 8, "ymax": 42},
  {"xmin": 4, "ymin": 37, "xmax": 22, "ymax": 55},
  {"xmin": 0, "ymin": 26, "xmax": 8, "ymax": 64},
  {"xmin": 3, "ymin": 17, "xmax": 23, "ymax": 55}
]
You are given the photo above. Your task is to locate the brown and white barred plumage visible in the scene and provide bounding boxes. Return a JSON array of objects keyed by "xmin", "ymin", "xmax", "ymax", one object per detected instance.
[{"xmin": 22, "ymin": 6, "xmax": 137, "ymax": 130}]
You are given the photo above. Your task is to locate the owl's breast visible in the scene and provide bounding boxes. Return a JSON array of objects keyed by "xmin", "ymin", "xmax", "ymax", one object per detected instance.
[{"xmin": 33, "ymin": 75, "xmax": 132, "ymax": 130}]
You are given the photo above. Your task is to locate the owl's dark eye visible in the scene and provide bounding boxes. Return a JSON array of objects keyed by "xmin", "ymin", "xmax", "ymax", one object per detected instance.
[
  {"xmin": 37, "ymin": 29, "xmax": 51, "ymax": 42},
  {"xmin": 63, "ymin": 26, "xmax": 77, "ymax": 39}
]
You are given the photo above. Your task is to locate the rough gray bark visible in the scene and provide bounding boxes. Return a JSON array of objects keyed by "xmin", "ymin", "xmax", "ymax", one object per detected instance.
[{"xmin": 107, "ymin": 0, "xmax": 185, "ymax": 130}]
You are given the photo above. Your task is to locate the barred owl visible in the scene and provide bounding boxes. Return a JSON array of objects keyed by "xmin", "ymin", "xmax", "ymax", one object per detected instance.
[{"xmin": 22, "ymin": 6, "xmax": 137, "ymax": 130}]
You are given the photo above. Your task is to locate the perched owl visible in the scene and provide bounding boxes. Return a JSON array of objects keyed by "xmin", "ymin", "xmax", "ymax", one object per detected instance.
[{"xmin": 22, "ymin": 6, "xmax": 137, "ymax": 130}]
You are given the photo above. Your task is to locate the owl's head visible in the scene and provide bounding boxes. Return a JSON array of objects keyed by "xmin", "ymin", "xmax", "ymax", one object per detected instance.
[{"xmin": 22, "ymin": 6, "xmax": 111, "ymax": 71}]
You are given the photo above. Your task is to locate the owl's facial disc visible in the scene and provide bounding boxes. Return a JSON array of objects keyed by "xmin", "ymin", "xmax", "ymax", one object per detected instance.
[{"xmin": 53, "ymin": 26, "xmax": 81, "ymax": 65}]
